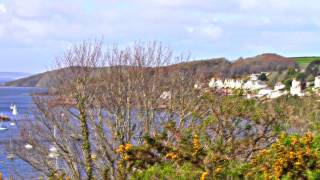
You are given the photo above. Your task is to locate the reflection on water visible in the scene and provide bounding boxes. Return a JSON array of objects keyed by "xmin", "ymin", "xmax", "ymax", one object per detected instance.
[{"xmin": 0, "ymin": 87, "xmax": 46, "ymax": 178}]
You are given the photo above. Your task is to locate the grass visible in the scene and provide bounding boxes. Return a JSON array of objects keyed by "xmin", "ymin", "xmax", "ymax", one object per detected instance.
[{"xmin": 292, "ymin": 57, "xmax": 320, "ymax": 68}]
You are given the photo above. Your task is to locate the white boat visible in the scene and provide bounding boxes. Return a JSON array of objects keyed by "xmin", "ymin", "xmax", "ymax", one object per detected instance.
[
  {"xmin": 7, "ymin": 153, "xmax": 15, "ymax": 160},
  {"xmin": 10, "ymin": 122, "xmax": 16, "ymax": 126},
  {"xmin": 7, "ymin": 139, "xmax": 15, "ymax": 160},
  {"xmin": 10, "ymin": 104, "xmax": 14, "ymax": 110},
  {"xmin": 12, "ymin": 104, "xmax": 18, "ymax": 116},
  {"xmin": 0, "ymin": 122, "xmax": 8, "ymax": 131},
  {"xmin": 0, "ymin": 126, "xmax": 8, "ymax": 131},
  {"xmin": 49, "ymin": 146, "xmax": 57, "ymax": 152},
  {"xmin": 25, "ymin": 143, "xmax": 33, "ymax": 150}
]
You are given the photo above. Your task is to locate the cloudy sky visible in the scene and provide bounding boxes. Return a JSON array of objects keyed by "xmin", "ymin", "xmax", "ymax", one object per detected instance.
[{"xmin": 0, "ymin": 0, "xmax": 319, "ymax": 73}]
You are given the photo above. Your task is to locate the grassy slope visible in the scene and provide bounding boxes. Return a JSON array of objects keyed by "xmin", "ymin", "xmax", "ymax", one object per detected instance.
[{"xmin": 291, "ymin": 57, "xmax": 320, "ymax": 68}]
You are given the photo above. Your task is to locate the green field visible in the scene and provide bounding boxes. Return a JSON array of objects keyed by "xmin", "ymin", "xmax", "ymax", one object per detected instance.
[{"xmin": 292, "ymin": 57, "xmax": 320, "ymax": 67}]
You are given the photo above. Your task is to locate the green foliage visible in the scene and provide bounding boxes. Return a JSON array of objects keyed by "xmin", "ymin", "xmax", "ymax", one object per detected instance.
[
  {"xmin": 258, "ymin": 73, "xmax": 268, "ymax": 81},
  {"xmin": 293, "ymin": 57, "xmax": 320, "ymax": 68},
  {"xmin": 131, "ymin": 163, "xmax": 202, "ymax": 180},
  {"xmin": 115, "ymin": 95, "xmax": 302, "ymax": 179},
  {"xmin": 287, "ymin": 67, "xmax": 297, "ymax": 77},
  {"xmin": 283, "ymin": 79, "xmax": 292, "ymax": 90},
  {"xmin": 306, "ymin": 74, "xmax": 315, "ymax": 82},
  {"xmin": 295, "ymin": 72, "xmax": 306, "ymax": 81}
]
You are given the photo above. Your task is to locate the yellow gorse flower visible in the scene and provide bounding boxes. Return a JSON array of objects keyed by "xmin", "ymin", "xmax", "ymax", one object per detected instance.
[
  {"xmin": 123, "ymin": 154, "xmax": 130, "ymax": 161},
  {"xmin": 200, "ymin": 171, "xmax": 208, "ymax": 180},
  {"xmin": 165, "ymin": 152, "xmax": 178, "ymax": 160},
  {"xmin": 288, "ymin": 151, "xmax": 295, "ymax": 159},
  {"xmin": 125, "ymin": 143, "xmax": 132, "ymax": 151},
  {"xmin": 291, "ymin": 137, "xmax": 297, "ymax": 145},
  {"xmin": 116, "ymin": 145, "xmax": 126, "ymax": 154},
  {"xmin": 193, "ymin": 135, "xmax": 201, "ymax": 156},
  {"xmin": 215, "ymin": 167, "xmax": 223, "ymax": 174},
  {"xmin": 116, "ymin": 143, "xmax": 133, "ymax": 154}
]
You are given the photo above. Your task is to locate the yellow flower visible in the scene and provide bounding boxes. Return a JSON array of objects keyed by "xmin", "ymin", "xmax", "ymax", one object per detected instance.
[
  {"xmin": 193, "ymin": 135, "xmax": 201, "ymax": 154},
  {"xmin": 291, "ymin": 137, "xmax": 298, "ymax": 145},
  {"xmin": 294, "ymin": 161, "xmax": 302, "ymax": 167},
  {"xmin": 306, "ymin": 147, "xmax": 312, "ymax": 156},
  {"xmin": 215, "ymin": 167, "xmax": 223, "ymax": 174},
  {"xmin": 259, "ymin": 149, "xmax": 269, "ymax": 156},
  {"xmin": 279, "ymin": 133, "xmax": 286, "ymax": 140},
  {"xmin": 91, "ymin": 154, "xmax": 97, "ymax": 160},
  {"xmin": 289, "ymin": 151, "xmax": 295, "ymax": 159},
  {"xmin": 123, "ymin": 154, "xmax": 130, "ymax": 161},
  {"xmin": 200, "ymin": 172, "xmax": 208, "ymax": 180},
  {"xmin": 304, "ymin": 132, "xmax": 314, "ymax": 144},
  {"xmin": 116, "ymin": 145, "xmax": 125, "ymax": 154},
  {"xmin": 251, "ymin": 159, "xmax": 257, "ymax": 165},
  {"xmin": 165, "ymin": 152, "xmax": 178, "ymax": 160},
  {"xmin": 125, "ymin": 143, "xmax": 132, "ymax": 151},
  {"xmin": 116, "ymin": 143, "xmax": 133, "ymax": 154}
]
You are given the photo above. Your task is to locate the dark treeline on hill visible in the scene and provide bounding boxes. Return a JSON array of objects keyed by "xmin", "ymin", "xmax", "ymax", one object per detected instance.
[
  {"xmin": 5, "ymin": 53, "xmax": 298, "ymax": 87},
  {"xmin": 305, "ymin": 60, "xmax": 320, "ymax": 76}
]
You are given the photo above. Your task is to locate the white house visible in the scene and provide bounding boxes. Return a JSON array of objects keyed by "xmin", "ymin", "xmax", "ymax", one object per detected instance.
[
  {"xmin": 250, "ymin": 74, "xmax": 259, "ymax": 81},
  {"xmin": 208, "ymin": 78, "xmax": 216, "ymax": 88},
  {"xmin": 268, "ymin": 90, "xmax": 288, "ymax": 99},
  {"xmin": 257, "ymin": 88, "xmax": 273, "ymax": 97},
  {"xmin": 194, "ymin": 82, "xmax": 202, "ymax": 89},
  {"xmin": 243, "ymin": 80, "xmax": 268, "ymax": 90},
  {"xmin": 290, "ymin": 79, "xmax": 304, "ymax": 96},
  {"xmin": 160, "ymin": 91, "xmax": 171, "ymax": 100},
  {"xmin": 274, "ymin": 82, "xmax": 285, "ymax": 91},
  {"xmin": 314, "ymin": 76, "xmax": 320, "ymax": 89}
]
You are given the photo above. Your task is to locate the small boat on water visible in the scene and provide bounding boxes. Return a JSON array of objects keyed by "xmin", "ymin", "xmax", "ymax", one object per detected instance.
[
  {"xmin": 10, "ymin": 104, "xmax": 14, "ymax": 110},
  {"xmin": 7, "ymin": 139, "xmax": 15, "ymax": 160},
  {"xmin": 25, "ymin": 143, "xmax": 33, "ymax": 150},
  {"xmin": 12, "ymin": 104, "xmax": 18, "ymax": 116},
  {"xmin": 7, "ymin": 153, "xmax": 15, "ymax": 160},
  {"xmin": 0, "ymin": 114, "xmax": 10, "ymax": 121},
  {"xmin": 0, "ymin": 122, "xmax": 8, "ymax": 131}
]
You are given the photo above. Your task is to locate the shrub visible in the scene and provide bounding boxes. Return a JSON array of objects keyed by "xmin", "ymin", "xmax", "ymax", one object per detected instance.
[
  {"xmin": 246, "ymin": 132, "xmax": 320, "ymax": 179},
  {"xmin": 131, "ymin": 163, "xmax": 202, "ymax": 180},
  {"xmin": 258, "ymin": 73, "xmax": 268, "ymax": 81}
]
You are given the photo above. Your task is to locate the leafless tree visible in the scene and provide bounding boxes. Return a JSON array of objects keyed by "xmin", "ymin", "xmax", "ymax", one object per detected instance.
[{"xmin": 14, "ymin": 41, "xmax": 200, "ymax": 179}]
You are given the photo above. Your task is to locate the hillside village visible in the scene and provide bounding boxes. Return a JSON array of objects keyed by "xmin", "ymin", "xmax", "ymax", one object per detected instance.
[{"xmin": 193, "ymin": 72, "xmax": 320, "ymax": 99}]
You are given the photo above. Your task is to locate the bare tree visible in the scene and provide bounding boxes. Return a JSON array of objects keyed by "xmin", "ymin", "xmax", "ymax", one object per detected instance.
[{"xmin": 14, "ymin": 41, "xmax": 198, "ymax": 179}]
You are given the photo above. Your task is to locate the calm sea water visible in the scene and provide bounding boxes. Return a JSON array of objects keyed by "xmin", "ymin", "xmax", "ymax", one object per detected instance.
[{"xmin": 0, "ymin": 87, "xmax": 46, "ymax": 179}]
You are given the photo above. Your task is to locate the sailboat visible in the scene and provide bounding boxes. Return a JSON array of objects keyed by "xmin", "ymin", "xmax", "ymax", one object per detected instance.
[
  {"xmin": 12, "ymin": 104, "xmax": 18, "ymax": 116},
  {"xmin": 10, "ymin": 103, "xmax": 14, "ymax": 110}
]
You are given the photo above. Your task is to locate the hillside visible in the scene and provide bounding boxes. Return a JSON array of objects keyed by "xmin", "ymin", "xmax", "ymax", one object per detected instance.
[
  {"xmin": 5, "ymin": 53, "xmax": 298, "ymax": 87},
  {"xmin": 291, "ymin": 56, "xmax": 320, "ymax": 68},
  {"xmin": 0, "ymin": 72, "xmax": 31, "ymax": 84}
]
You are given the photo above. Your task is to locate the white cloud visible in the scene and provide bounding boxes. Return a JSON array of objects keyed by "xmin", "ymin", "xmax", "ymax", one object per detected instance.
[
  {"xmin": 200, "ymin": 25, "xmax": 223, "ymax": 39},
  {"xmin": 239, "ymin": 0, "xmax": 258, "ymax": 10},
  {"xmin": 0, "ymin": 4, "xmax": 7, "ymax": 14},
  {"xmin": 0, "ymin": 0, "xmax": 320, "ymax": 72}
]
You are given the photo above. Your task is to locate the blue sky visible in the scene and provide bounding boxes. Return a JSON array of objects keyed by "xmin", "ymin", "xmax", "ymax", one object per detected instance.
[{"xmin": 0, "ymin": 0, "xmax": 320, "ymax": 73}]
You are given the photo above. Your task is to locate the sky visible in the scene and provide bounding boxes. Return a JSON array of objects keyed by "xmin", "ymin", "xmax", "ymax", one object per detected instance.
[{"xmin": 0, "ymin": 0, "xmax": 320, "ymax": 73}]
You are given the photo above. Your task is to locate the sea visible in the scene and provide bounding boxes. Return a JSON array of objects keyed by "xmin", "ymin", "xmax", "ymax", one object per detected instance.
[{"xmin": 0, "ymin": 87, "xmax": 46, "ymax": 179}]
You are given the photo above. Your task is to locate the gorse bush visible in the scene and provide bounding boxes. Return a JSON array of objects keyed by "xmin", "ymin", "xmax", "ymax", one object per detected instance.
[
  {"xmin": 117, "ymin": 132, "xmax": 320, "ymax": 180},
  {"xmin": 246, "ymin": 132, "xmax": 320, "ymax": 179}
]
